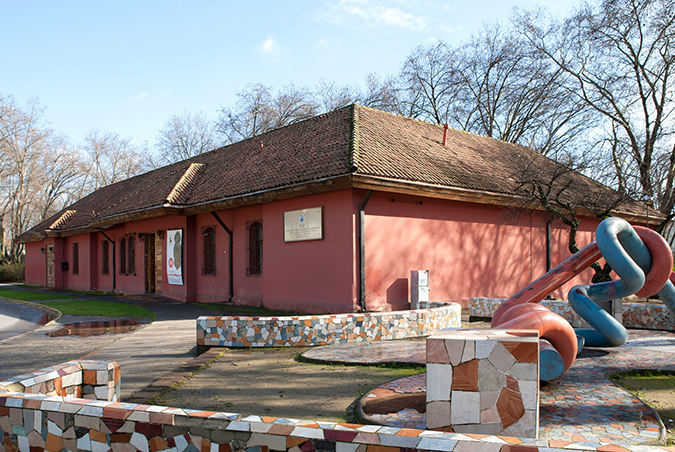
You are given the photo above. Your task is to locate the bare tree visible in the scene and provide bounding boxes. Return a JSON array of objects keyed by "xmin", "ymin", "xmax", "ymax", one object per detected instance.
[
  {"xmin": 457, "ymin": 24, "xmax": 592, "ymax": 158},
  {"xmin": 315, "ymin": 79, "xmax": 361, "ymax": 112},
  {"xmin": 79, "ymin": 130, "xmax": 143, "ymax": 196},
  {"xmin": 398, "ymin": 27, "xmax": 592, "ymax": 158},
  {"xmin": 217, "ymin": 83, "xmax": 317, "ymax": 143},
  {"xmin": 0, "ymin": 96, "xmax": 74, "ymax": 261},
  {"xmin": 513, "ymin": 152, "xmax": 630, "ymax": 281},
  {"xmin": 398, "ymin": 41, "xmax": 461, "ymax": 122},
  {"xmin": 154, "ymin": 111, "xmax": 221, "ymax": 166},
  {"xmin": 517, "ymin": 0, "xmax": 675, "ymax": 216}
]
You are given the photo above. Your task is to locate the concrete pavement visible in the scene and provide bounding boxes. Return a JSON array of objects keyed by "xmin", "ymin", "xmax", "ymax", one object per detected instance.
[
  {"xmin": 0, "ymin": 299, "xmax": 52, "ymax": 342},
  {"xmin": 0, "ymin": 292, "xmax": 217, "ymax": 400}
]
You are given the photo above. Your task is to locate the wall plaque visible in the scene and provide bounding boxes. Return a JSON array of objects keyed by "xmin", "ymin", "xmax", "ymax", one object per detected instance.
[{"xmin": 284, "ymin": 207, "xmax": 323, "ymax": 242}]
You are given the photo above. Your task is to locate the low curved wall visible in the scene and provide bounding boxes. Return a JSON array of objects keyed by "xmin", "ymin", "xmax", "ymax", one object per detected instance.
[
  {"xmin": 470, "ymin": 297, "xmax": 675, "ymax": 331},
  {"xmin": 197, "ymin": 304, "xmax": 461, "ymax": 348}
]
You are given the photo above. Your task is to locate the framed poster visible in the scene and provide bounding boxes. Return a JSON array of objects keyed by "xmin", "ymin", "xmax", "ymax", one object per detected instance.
[
  {"xmin": 284, "ymin": 207, "xmax": 323, "ymax": 242},
  {"xmin": 167, "ymin": 229, "xmax": 183, "ymax": 285}
]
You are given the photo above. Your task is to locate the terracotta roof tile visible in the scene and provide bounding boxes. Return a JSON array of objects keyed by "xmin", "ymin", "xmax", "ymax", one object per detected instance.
[{"xmin": 17, "ymin": 104, "xmax": 651, "ymax": 242}]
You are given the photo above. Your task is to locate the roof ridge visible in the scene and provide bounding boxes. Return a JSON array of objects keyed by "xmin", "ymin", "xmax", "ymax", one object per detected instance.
[
  {"xmin": 48, "ymin": 210, "xmax": 77, "ymax": 230},
  {"xmin": 349, "ymin": 104, "xmax": 360, "ymax": 172},
  {"xmin": 165, "ymin": 163, "xmax": 205, "ymax": 205},
  {"xmin": 95, "ymin": 165, "xmax": 190, "ymax": 218}
]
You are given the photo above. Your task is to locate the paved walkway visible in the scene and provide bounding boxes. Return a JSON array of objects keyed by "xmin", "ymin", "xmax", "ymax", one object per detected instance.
[
  {"xmin": 0, "ymin": 299, "xmax": 51, "ymax": 342},
  {"xmin": 302, "ymin": 329, "xmax": 675, "ymax": 450},
  {"xmin": 0, "ymin": 288, "xmax": 217, "ymax": 399}
]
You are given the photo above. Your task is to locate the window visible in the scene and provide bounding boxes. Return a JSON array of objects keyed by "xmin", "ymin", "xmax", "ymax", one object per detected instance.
[
  {"xmin": 102, "ymin": 240, "xmax": 109, "ymax": 275},
  {"xmin": 119, "ymin": 238, "xmax": 126, "ymax": 274},
  {"xmin": 128, "ymin": 236, "xmax": 136, "ymax": 274},
  {"xmin": 202, "ymin": 227, "xmax": 216, "ymax": 275},
  {"xmin": 246, "ymin": 221, "xmax": 262, "ymax": 275},
  {"xmin": 72, "ymin": 243, "xmax": 79, "ymax": 275}
]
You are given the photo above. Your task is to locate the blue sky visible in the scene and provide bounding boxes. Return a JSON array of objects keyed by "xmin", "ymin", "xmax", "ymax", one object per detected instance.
[{"xmin": 1, "ymin": 0, "xmax": 580, "ymax": 147}]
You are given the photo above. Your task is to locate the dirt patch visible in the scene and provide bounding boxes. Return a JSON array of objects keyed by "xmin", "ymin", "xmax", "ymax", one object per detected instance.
[
  {"xmin": 148, "ymin": 347, "xmax": 423, "ymax": 422},
  {"xmin": 611, "ymin": 370, "xmax": 675, "ymax": 444}
]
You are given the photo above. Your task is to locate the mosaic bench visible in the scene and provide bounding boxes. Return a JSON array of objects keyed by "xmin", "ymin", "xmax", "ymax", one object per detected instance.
[
  {"xmin": 426, "ymin": 328, "xmax": 539, "ymax": 438},
  {"xmin": 197, "ymin": 304, "xmax": 461, "ymax": 348}
]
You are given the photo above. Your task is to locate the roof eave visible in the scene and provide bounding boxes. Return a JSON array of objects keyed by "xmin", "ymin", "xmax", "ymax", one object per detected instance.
[
  {"xmin": 351, "ymin": 174, "xmax": 659, "ymax": 223},
  {"xmin": 183, "ymin": 174, "xmax": 354, "ymax": 216}
]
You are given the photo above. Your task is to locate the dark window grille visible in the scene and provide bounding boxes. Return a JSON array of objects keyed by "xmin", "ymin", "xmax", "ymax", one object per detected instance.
[
  {"xmin": 102, "ymin": 241, "xmax": 109, "ymax": 275},
  {"xmin": 202, "ymin": 227, "xmax": 216, "ymax": 275},
  {"xmin": 128, "ymin": 236, "xmax": 135, "ymax": 274},
  {"xmin": 119, "ymin": 238, "xmax": 126, "ymax": 274},
  {"xmin": 72, "ymin": 243, "xmax": 79, "ymax": 275},
  {"xmin": 246, "ymin": 221, "xmax": 262, "ymax": 275}
]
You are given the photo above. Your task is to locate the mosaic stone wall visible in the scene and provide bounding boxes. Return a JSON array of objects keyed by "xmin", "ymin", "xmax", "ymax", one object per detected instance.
[
  {"xmin": 426, "ymin": 329, "xmax": 539, "ymax": 438},
  {"xmin": 197, "ymin": 305, "xmax": 461, "ymax": 348},
  {"xmin": 0, "ymin": 360, "xmax": 664, "ymax": 452},
  {"xmin": 0, "ymin": 361, "xmax": 120, "ymax": 402},
  {"xmin": 470, "ymin": 298, "xmax": 674, "ymax": 331},
  {"xmin": 623, "ymin": 302, "xmax": 675, "ymax": 331}
]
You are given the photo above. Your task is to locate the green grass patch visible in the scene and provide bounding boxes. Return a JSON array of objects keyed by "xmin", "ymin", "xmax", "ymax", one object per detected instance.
[
  {"xmin": 610, "ymin": 369, "xmax": 675, "ymax": 445},
  {"xmin": 64, "ymin": 289, "xmax": 120, "ymax": 296},
  {"xmin": 0, "ymin": 288, "xmax": 74, "ymax": 301},
  {"xmin": 195, "ymin": 303, "xmax": 301, "ymax": 317},
  {"xmin": 41, "ymin": 300, "xmax": 156, "ymax": 320}
]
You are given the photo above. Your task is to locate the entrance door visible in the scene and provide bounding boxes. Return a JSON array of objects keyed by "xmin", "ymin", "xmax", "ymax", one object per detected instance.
[
  {"xmin": 46, "ymin": 245, "xmax": 54, "ymax": 288},
  {"xmin": 145, "ymin": 233, "xmax": 163, "ymax": 293}
]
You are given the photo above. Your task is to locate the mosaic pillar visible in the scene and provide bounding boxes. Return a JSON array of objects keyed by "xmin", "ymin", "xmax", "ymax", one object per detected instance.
[{"xmin": 426, "ymin": 328, "xmax": 539, "ymax": 437}]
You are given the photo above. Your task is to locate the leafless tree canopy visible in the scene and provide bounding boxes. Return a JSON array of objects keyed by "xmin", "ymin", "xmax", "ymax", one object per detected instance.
[
  {"xmin": 5, "ymin": 0, "xmax": 675, "ymax": 262},
  {"xmin": 517, "ymin": 0, "xmax": 675, "ymax": 215},
  {"xmin": 216, "ymin": 76, "xmax": 402, "ymax": 144},
  {"xmin": 154, "ymin": 111, "xmax": 221, "ymax": 166}
]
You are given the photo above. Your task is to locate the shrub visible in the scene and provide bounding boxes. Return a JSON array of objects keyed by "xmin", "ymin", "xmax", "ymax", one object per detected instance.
[{"xmin": 0, "ymin": 264, "xmax": 25, "ymax": 283}]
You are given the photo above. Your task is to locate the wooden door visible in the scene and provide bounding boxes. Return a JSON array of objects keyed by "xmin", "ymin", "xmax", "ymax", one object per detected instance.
[{"xmin": 145, "ymin": 233, "xmax": 163, "ymax": 293}]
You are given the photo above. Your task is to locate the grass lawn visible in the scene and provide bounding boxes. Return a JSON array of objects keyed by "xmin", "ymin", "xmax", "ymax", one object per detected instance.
[
  {"xmin": 610, "ymin": 370, "xmax": 675, "ymax": 445},
  {"xmin": 0, "ymin": 288, "xmax": 74, "ymax": 301},
  {"xmin": 195, "ymin": 303, "xmax": 301, "ymax": 317},
  {"xmin": 41, "ymin": 300, "xmax": 156, "ymax": 321}
]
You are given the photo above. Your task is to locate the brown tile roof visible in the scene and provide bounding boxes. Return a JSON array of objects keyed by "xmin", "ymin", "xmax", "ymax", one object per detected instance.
[{"xmin": 18, "ymin": 105, "xmax": 651, "ymax": 243}]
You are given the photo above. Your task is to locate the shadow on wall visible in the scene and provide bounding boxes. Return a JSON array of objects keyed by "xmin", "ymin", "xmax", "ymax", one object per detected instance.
[
  {"xmin": 366, "ymin": 208, "xmax": 598, "ymax": 309},
  {"xmin": 386, "ymin": 278, "xmax": 409, "ymax": 308}
]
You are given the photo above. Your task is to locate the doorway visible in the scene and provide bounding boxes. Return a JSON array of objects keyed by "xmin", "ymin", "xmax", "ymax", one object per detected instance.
[
  {"xmin": 145, "ymin": 233, "xmax": 163, "ymax": 293},
  {"xmin": 46, "ymin": 245, "xmax": 54, "ymax": 288}
]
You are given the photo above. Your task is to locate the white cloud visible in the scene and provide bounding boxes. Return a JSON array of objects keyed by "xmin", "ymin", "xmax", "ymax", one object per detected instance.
[
  {"xmin": 257, "ymin": 37, "xmax": 283, "ymax": 56},
  {"xmin": 129, "ymin": 92, "xmax": 151, "ymax": 103},
  {"xmin": 127, "ymin": 90, "xmax": 171, "ymax": 105},
  {"xmin": 321, "ymin": 0, "xmax": 427, "ymax": 31}
]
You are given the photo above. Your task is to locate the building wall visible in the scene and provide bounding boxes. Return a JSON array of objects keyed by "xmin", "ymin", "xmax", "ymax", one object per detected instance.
[
  {"xmin": 361, "ymin": 190, "xmax": 599, "ymax": 310},
  {"xmin": 260, "ymin": 190, "xmax": 357, "ymax": 313},
  {"xmin": 24, "ymin": 241, "xmax": 46, "ymax": 286},
  {"xmin": 23, "ymin": 188, "xmax": 604, "ymax": 313}
]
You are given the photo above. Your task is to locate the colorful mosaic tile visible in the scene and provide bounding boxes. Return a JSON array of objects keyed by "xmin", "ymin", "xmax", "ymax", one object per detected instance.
[
  {"xmin": 426, "ymin": 329, "xmax": 539, "ymax": 438},
  {"xmin": 197, "ymin": 305, "xmax": 461, "ymax": 348},
  {"xmin": 469, "ymin": 297, "xmax": 675, "ymax": 332},
  {"xmin": 0, "ymin": 361, "xmax": 120, "ymax": 402},
  {"xmin": 359, "ymin": 329, "xmax": 675, "ymax": 450}
]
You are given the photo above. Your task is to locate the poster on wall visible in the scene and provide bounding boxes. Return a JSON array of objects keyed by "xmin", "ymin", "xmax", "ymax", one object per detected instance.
[{"xmin": 167, "ymin": 229, "xmax": 183, "ymax": 285}]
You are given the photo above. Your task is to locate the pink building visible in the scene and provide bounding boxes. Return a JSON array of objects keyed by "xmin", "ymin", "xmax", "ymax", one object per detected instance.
[{"xmin": 17, "ymin": 106, "xmax": 650, "ymax": 313}]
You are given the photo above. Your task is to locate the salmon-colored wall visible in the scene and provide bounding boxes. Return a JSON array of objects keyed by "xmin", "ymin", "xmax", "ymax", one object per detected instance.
[
  {"xmin": 58, "ymin": 234, "xmax": 92, "ymax": 291},
  {"xmin": 21, "ymin": 187, "xmax": 604, "ymax": 313},
  {"xmin": 362, "ymin": 191, "xmax": 600, "ymax": 310},
  {"xmin": 261, "ymin": 190, "xmax": 357, "ymax": 313},
  {"xmin": 24, "ymin": 242, "xmax": 45, "ymax": 286}
]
